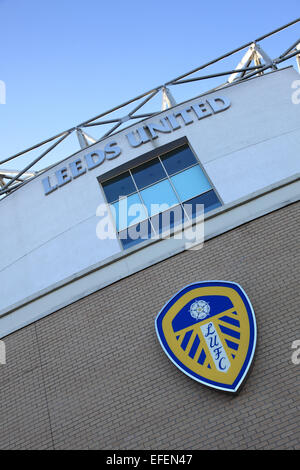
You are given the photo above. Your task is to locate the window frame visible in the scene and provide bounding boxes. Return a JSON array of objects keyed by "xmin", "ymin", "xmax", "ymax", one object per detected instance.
[{"xmin": 99, "ymin": 141, "xmax": 222, "ymax": 249}]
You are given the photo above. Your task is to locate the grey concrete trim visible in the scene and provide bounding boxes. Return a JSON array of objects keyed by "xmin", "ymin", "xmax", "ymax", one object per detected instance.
[{"xmin": 0, "ymin": 174, "xmax": 299, "ymax": 338}]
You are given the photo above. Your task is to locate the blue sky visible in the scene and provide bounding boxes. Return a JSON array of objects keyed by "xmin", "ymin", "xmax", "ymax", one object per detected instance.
[{"xmin": 0, "ymin": 0, "xmax": 299, "ymax": 171}]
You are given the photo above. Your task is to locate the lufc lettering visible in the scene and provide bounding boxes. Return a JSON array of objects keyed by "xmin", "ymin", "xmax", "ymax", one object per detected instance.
[
  {"xmin": 200, "ymin": 322, "xmax": 230, "ymax": 372},
  {"xmin": 42, "ymin": 96, "xmax": 230, "ymax": 195}
]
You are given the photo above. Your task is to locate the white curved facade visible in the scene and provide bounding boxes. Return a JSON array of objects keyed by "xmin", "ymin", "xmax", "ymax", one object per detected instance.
[{"xmin": 0, "ymin": 67, "xmax": 299, "ymax": 337}]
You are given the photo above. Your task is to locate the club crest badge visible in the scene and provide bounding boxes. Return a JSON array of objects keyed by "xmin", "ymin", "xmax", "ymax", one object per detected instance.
[{"xmin": 155, "ymin": 281, "xmax": 257, "ymax": 393}]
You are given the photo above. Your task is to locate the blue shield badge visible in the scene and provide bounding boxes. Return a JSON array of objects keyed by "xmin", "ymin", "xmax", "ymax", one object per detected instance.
[{"xmin": 155, "ymin": 281, "xmax": 257, "ymax": 393}]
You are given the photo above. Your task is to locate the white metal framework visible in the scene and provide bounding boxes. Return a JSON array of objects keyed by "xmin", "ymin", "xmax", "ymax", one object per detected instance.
[{"xmin": 0, "ymin": 18, "xmax": 299, "ymax": 197}]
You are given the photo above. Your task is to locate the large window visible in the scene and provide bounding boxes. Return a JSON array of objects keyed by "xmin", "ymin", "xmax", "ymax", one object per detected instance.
[{"xmin": 101, "ymin": 145, "xmax": 221, "ymax": 249}]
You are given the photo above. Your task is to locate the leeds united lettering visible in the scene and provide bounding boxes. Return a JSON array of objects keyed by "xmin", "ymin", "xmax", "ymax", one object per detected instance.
[{"xmin": 42, "ymin": 96, "xmax": 230, "ymax": 195}]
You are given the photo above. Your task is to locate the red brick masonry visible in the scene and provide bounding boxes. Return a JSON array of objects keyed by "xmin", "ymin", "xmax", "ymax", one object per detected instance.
[{"xmin": 0, "ymin": 202, "xmax": 299, "ymax": 449}]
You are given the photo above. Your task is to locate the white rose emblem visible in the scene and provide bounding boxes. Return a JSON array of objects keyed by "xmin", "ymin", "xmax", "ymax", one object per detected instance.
[{"xmin": 190, "ymin": 300, "xmax": 210, "ymax": 320}]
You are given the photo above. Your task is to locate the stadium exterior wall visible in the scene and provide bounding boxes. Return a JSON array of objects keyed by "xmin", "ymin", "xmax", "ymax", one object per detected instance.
[
  {"xmin": 0, "ymin": 67, "xmax": 299, "ymax": 338},
  {"xmin": 0, "ymin": 65, "xmax": 299, "ymax": 450},
  {"xmin": 0, "ymin": 201, "xmax": 299, "ymax": 449}
]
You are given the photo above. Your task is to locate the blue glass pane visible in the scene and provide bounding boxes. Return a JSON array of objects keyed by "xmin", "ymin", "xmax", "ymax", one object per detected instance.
[
  {"xmin": 102, "ymin": 171, "xmax": 136, "ymax": 203},
  {"xmin": 184, "ymin": 190, "xmax": 221, "ymax": 218},
  {"xmin": 111, "ymin": 193, "xmax": 147, "ymax": 231},
  {"xmin": 151, "ymin": 205, "xmax": 186, "ymax": 235},
  {"xmin": 171, "ymin": 165, "xmax": 211, "ymax": 202},
  {"xmin": 119, "ymin": 219, "xmax": 154, "ymax": 249},
  {"xmin": 140, "ymin": 179, "xmax": 179, "ymax": 217},
  {"xmin": 161, "ymin": 145, "xmax": 197, "ymax": 175},
  {"xmin": 131, "ymin": 158, "xmax": 166, "ymax": 189}
]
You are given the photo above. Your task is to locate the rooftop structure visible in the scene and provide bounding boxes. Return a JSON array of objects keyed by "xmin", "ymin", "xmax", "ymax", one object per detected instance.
[{"xmin": 0, "ymin": 18, "xmax": 299, "ymax": 197}]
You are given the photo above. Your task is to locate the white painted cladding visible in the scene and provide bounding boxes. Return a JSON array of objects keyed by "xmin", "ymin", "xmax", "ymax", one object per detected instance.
[{"xmin": 0, "ymin": 67, "xmax": 299, "ymax": 313}]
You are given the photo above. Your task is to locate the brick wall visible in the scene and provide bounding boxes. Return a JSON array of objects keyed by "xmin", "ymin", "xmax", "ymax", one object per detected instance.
[{"xmin": 0, "ymin": 201, "xmax": 299, "ymax": 450}]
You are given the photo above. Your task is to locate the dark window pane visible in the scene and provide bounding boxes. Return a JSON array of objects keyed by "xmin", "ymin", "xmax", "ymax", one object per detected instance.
[
  {"xmin": 119, "ymin": 219, "xmax": 154, "ymax": 250},
  {"xmin": 151, "ymin": 205, "xmax": 186, "ymax": 235},
  {"xmin": 102, "ymin": 171, "xmax": 136, "ymax": 203},
  {"xmin": 131, "ymin": 158, "xmax": 166, "ymax": 189},
  {"xmin": 161, "ymin": 145, "xmax": 197, "ymax": 175},
  {"xmin": 183, "ymin": 190, "xmax": 221, "ymax": 219}
]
